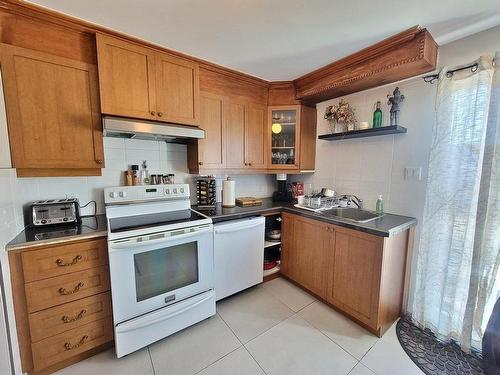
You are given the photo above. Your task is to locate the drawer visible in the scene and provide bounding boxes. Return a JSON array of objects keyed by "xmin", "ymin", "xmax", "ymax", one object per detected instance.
[
  {"xmin": 31, "ymin": 316, "xmax": 113, "ymax": 372},
  {"xmin": 25, "ymin": 265, "xmax": 110, "ymax": 313},
  {"xmin": 22, "ymin": 238, "xmax": 108, "ymax": 282},
  {"xmin": 29, "ymin": 292, "xmax": 112, "ymax": 342}
]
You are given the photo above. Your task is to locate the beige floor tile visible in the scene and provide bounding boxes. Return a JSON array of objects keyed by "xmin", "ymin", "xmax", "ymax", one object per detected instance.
[
  {"xmin": 348, "ymin": 363, "xmax": 376, "ymax": 375},
  {"xmin": 149, "ymin": 314, "xmax": 241, "ymax": 375},
  {"xmin": 197, "ymin": 347, "xmax": 265, "ymax": 375},
  {"xmin": 217, "ymin": 285, "xmax": 294, "ymax": 343},
  {"xmin": 299, "ymin": 301, "xmax": 378, "ymax": 360},
  {"xmin": 246, "ymin": 315, "xmax": 357, "ymax": 375},
  {"xmin": 361, "ymin": 321, "xmax": 424, "ymax": 375},
  {"xmin": 54, "ymin": 347, "xmax": 153, "ymax": 375},
  {"xmin": 261, "ymin": 277, "xmax": 315, "ymax": 312}
]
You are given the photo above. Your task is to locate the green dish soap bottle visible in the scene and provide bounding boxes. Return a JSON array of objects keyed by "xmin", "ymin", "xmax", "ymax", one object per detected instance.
[
  {"xmin": 373, "ymin": 101, "xmax": 382, "ymax": 128},
  {"xmin": 376, "ymin": 195, "xmax": 384, "ymax": 215}
]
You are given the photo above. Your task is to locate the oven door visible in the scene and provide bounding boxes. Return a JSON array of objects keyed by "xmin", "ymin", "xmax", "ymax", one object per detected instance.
[{"xmin": 108, "ymin": 224, "xmax": 213, "ymax": 323}]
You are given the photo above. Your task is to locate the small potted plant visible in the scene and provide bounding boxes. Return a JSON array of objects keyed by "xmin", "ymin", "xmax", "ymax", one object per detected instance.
[{"xmin": 324, "ymin": 99, "xmax": 357, "ymax": 133}]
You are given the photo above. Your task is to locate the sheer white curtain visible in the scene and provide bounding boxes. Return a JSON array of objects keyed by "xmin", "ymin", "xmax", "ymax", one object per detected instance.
[{"xmin": 411, "ymin": 54, "xmax": 500, "ymax": 352}]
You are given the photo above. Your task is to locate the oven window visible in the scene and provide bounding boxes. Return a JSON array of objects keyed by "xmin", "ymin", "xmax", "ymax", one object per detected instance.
[{"xmin": 134, "ymin": 241, "xmax": 199, "ymax": 302}]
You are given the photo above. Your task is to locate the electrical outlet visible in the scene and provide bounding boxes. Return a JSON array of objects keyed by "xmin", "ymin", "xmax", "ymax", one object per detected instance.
[{"xmin": 404, "ymin": 167, "xmax": 422, "ymax": 181}]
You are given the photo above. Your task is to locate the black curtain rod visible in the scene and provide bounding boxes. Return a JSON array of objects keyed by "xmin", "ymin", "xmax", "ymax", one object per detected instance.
[{"xmin": 423, "ymin": 62, "xmax": 479, "ymax": 84}]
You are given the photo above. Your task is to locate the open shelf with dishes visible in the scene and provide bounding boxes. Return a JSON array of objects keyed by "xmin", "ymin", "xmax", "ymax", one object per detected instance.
[{"xmin": 263, "ymin": 213, "xmax": 282, "ymax": 281}]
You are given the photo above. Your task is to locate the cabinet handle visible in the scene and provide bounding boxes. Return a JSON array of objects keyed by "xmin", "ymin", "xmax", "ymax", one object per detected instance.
[
  {"xmin": 151, "ymin": 111, "xmax": 156, "ymax": 116},
  {"xmin": 64, "ymin": 335, "xmax": 88, "ymax": 351},
  {"xmin": 62, "ymin": 309, "xmax": 87, "ymax": 324},
  {"xmin": 248, "ymin": 162, "xmax": 252, "ymax": 166},
  {"xmin": 198, "ymin": 161, "xmax": 203, "ymax": 166},
  {"xmin": 58, "ymin": 282, "xmax": 84, "ymax": 296},
  {"xmin": 95, "ymin": 159, "xmax": 103, "ymax": 164},
  {"xmin": 56, "ymin": 255, "xmax": 82, "ymax": 267},
  {"xmin": 158, "ymin": 112, "xmax": 163, "ymax": 117}
]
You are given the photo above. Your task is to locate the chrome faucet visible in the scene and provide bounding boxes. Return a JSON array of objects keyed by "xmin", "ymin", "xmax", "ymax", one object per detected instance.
[{"xmin": 342, "ymin": 195, "xmax": 363, "ymax": 209}]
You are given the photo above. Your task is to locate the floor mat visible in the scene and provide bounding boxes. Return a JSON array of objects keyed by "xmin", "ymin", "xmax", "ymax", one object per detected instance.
[{"xmin": 396, "ymin": 316, "xmax": 485, "ymax": 375}]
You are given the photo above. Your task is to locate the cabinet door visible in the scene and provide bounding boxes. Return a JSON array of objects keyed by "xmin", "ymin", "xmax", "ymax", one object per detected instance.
[
  {"xmin": 268, "ymin": 106, "xmax": 300, "ymax": 170},
  {"xmin": 155, "ymin": 53, "xmax": 199, "ymax": 126},
  {"xmin": 225, "ymin": 100, "xmax": 246, "ymax": 168},
  {"xmin": 96, "ymin": 34, "xmax": 156, "ymax": 120},
  {"xmin": 245, "ymin": 103, "xmax": 267, "ymax": 169},
  {"xmin": 1, "ymin": 44, "xmax": 104, "ymax": 175},
  {"xmin": 281, "ymin": 213, "xmax": 332, "ymax": 299},
  {"xmin": 328, "ymin": 227, "xmax": 383, "ymax": 327},
  {"xmin": 198, "ymin": 92, "xmax": 225, "ymax": 168}
]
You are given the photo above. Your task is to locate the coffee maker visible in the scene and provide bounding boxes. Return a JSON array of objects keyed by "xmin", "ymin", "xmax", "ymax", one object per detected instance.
[{"xmin": 272, "ymin": 174, "xmax": 294, "ymax": 202}]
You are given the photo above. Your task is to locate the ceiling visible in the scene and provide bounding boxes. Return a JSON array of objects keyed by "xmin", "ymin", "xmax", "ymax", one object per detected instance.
[{"xmin": 28, "ymin": 0, "xmax": 500, "ymax": 81}]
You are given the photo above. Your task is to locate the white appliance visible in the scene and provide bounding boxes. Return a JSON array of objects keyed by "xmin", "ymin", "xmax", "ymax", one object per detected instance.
[
  {"xmin": 214, "ymin": 216, "xmax": 265, "ymax": 301},
  {"xmin": 104, "ymin": 184, "xmax": 215, "ymax": 358}
]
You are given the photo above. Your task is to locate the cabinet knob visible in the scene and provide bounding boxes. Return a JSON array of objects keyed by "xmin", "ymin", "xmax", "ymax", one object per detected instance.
[
  {"xmin": 95, "ymin": 159, "xmax": 103, "ymax": 164},
  {"xmin": 248, "ymin": 162, "xmax": 252, "ymax": 166},
  {"xmin": 158, "ymin": 112, "xmax": 163, "ymax": 117},
  {"xmin": 198, "ymin": 161, "xmax": 203, "ymax": 166},
  {"xmin": 151, "ymin": 111, "xmax": 156, "ymax": 116}
]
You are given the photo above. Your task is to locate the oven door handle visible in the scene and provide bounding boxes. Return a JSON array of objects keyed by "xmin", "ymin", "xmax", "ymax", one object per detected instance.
[
  {"xmin": 115, "ymin": 292, "xmax": 213, "ymax": 333},
  {"xmin": 108, "ymin": 225, "xmax": 212, "ymax": 252}
]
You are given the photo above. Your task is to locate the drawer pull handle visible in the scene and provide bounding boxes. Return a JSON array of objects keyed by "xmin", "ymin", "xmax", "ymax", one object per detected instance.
[
  {"xmin": 64, "ymin": 335, "xmax": 88, "ymax": 350},
  {"xmin": 56, "ymin": 255, "xmax": 82, "ymax": 267},
  {"xmin": 62, "ymin": 309, "xmax": 87, "ymax": 323},
  {"xmin": 58, "ymin": 282, "xmax": 84, "ymax": 295}
]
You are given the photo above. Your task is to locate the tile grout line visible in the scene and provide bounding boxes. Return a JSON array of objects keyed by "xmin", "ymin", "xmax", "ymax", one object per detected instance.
[
  {"xmin": 147, "ymin": 346, "xmax": 157, "ymax": 375},
  {"xmin": 242, "ymin": 344, "xmax": 269, "ymax": 375},
  {"xmin": 192, "ymin": 345, "xmax": 242, "ymax": 375}
]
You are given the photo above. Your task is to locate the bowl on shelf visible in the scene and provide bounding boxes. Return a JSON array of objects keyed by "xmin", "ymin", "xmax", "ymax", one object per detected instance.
[{"xmin": 266, "ymin": 229, "xmax": 281, "ymax": 241}]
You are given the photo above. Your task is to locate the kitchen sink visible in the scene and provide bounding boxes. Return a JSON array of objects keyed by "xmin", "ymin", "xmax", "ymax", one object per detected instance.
[{"xmin": 320, "ymin": 207, "xmax": 381, "ymax": 223}]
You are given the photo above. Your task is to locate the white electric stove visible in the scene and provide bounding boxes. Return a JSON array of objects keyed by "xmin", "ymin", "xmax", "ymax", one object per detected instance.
[{"xmin": 104, "ymin": 184, "xmax": 215, "ymax": 357}]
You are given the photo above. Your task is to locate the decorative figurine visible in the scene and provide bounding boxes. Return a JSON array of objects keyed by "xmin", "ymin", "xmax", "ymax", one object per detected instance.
[{"xmin": 387, "ymin": 87, "xmax": 405, "ymax": 126}]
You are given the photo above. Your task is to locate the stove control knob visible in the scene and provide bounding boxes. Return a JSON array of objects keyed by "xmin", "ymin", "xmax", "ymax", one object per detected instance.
[
  {"xmin": 119, "ymin": 191, "xmax": 127, "ymax": 198},
  {"xmin": 109, "ymin": 191, "xmax": 118, "ymax": 198},
  {"xmin": 173, "ymin": 188, "xmax": 178, "ymax": 194},
  {"xmin": 165, "ymin": 188, "xmax": 170, "ymax": 194},
  {"xmin": 180, "ymin": 188, "xmax": 185, "ymax": 194}
]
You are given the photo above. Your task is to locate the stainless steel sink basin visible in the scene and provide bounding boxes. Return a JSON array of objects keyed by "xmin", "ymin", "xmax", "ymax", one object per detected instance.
[{"xmin": 320, "ymin": 208, "xmax": 381, "ymax": 223}]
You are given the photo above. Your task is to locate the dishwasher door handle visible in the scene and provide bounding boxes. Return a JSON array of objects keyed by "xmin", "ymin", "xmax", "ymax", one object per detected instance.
[{"xmin": 214, "ymin": 220, "xmax": 263, "ymax": 234}]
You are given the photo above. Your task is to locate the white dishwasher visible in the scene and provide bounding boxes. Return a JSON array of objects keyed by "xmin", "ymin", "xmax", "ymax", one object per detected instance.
[{"xmin": 214, "ymin": 216, "xmax": 265, "ymax": 301}]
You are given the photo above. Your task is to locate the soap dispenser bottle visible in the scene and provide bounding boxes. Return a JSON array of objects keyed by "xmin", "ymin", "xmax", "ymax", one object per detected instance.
[{"xmin": 376, "ymin": 195, "xmax": 384, "ymax": 215}]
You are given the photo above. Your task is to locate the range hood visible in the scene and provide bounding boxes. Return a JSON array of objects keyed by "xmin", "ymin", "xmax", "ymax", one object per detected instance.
[{"xmin": 103, "ymin": 116, "xmax": 205, "ymax": 143}]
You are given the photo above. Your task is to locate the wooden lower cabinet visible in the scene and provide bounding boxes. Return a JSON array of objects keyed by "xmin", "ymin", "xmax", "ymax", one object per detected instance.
[
  {"xmin": 280, "ymin": 213, "xmax": 333, "ymax": 299},
  {"xmin": 8, "ymin": 238, "xmax": 113, "ymax": 375},
  {"xmin": 281, "ymin": 212, "xmax": 409, "ymax": 336}
]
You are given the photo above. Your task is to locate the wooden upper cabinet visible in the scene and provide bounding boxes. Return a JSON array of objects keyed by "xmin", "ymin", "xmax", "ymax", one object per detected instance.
[
  {"xmin": 268, "ymin": 105, "xmax": 301, "ymax": 170},
  {"xmin": 245, "ymin": 103, "xmax": 267, "ymax": 169},
  {"xmin": 327, "ymin": 227, "xmax": 384, "ymax": 327},
  {"xmin": 225, "ymin": 100, "xmax": 246, "ymax": 168},
  {"xmin": 0, "ymin": 43, "xmax": 104, "ymax": 177},
  {"xmin": 96, "ymin": 34, "xmax": 199, "ymax": 126},
  {"xmin": 197, "ymin": 92, "xmax": 226, "ymax": 168},
  {"xmin": 96, "ymin": 34, "xmax": 156, "ymax": 120},
  {"xmin": 155, "ymin": 53, "xmax": 199, "ymax": 125}
]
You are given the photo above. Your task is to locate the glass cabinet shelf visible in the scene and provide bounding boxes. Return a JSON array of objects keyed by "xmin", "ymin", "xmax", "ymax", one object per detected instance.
[{"xmin": 269, "ymin": 107, "xmax": 300, "ymax": 168}]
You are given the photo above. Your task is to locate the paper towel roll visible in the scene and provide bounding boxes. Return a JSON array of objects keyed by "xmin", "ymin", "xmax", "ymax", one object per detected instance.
[{"xmin": 222, "ymin": 177, "xmax": 235, "ymax": 207}]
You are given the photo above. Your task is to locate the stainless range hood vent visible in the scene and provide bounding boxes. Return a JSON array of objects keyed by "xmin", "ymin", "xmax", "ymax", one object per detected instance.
[{"xmin": 103, "ymin": 116, "xmax": 205, "ymax": 143}]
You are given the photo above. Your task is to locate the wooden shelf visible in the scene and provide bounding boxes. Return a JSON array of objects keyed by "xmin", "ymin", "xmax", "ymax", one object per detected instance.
[
  {"xmin": 265, "ymin": 240, "xmax": 281, "ymax": 248},
  {"xmin": 271, "ymin": 146, "xmax": 295, "ymax": 149},
  {"xmin": 318, "ymin": 125, "xmax": 407, "ymax": 141}
]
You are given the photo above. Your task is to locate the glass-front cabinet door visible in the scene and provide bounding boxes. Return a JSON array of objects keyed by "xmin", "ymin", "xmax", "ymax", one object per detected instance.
[{"xmin": 268, "ymin": 106, "xmax": 300, "ymax": 169}]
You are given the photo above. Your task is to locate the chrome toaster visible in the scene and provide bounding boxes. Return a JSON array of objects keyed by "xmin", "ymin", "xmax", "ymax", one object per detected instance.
[{"xmin": 26, "ymin": 198, "xmax": 81, "ymax": 227}]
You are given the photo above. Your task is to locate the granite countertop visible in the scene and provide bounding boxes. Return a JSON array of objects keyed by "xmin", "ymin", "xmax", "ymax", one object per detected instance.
[
  {"xmin": 6, "ymin": 215, "xmax": 108, "ymax": 251},
  {"xmin": 193, "ymin": 198, "xmax": 416, "ymax": 237}
]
